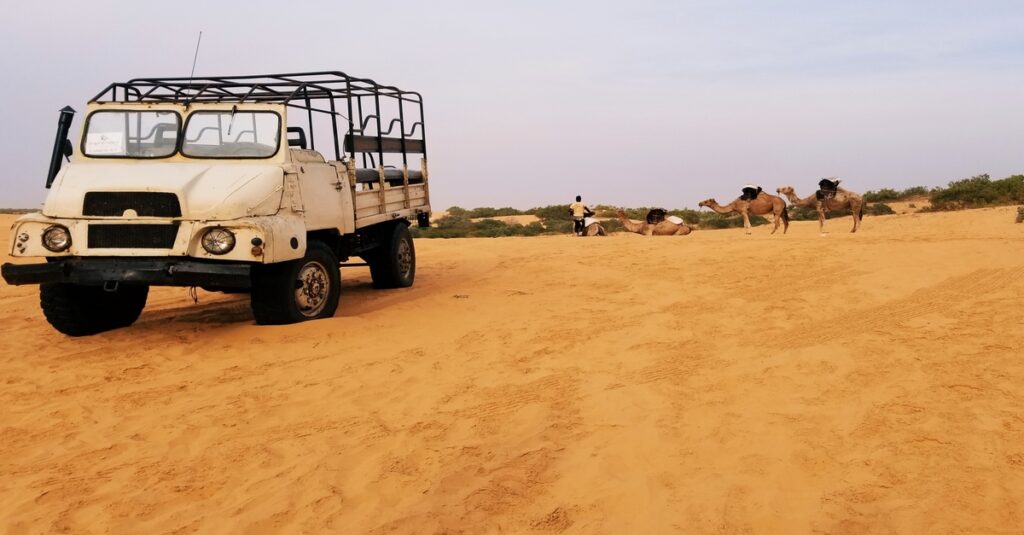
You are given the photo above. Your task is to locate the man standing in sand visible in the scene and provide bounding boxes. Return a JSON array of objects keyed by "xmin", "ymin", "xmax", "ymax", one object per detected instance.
[{"xmin": 569, "ymin": 195, "xmax": 594, "ymax": 236}]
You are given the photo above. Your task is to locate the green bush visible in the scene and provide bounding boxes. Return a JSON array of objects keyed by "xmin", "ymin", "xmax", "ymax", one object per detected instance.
[
  {"xmin": 863, "ymin": 188, "xmax": 900, "ymax": 202},
  {"xmin": 670, "ymin": 209, "xmax": 703, "ymax": 225},
  {"xmin": 788, "ymin": 206, "xmax": 820, "ymax": 221},
  {"xmin": 412, "ymin": 218, "xmax": 552, "ymax": 238},
  {"xmin": 591, "ymin": 205, "xmax": 620, "ymax": 218},
  {"xmin": 900, "ymin": 186, "xmax": 930, "ymax": 198},
  {"xmin": 865, "ymin": 203, "xmax": 895, "ymax": 216},
  {"xmin": 466, "ymin": 206, "xmax": 524, "ymax": 218},
  {"xmin": 693, "ymin": 213, "xmax": 769, "ymax": 228},
  {"xmin": 863, "ymin": 186, "xmax": 931, "ymax": 203},
  {"xmin": 433, "ymin": 214, "xmax": 473, "ymax": 230},
  {"xmin": 789, "ymin": 204, "xmax": 890, "ymax": 219},
  {"xmin": 600, "ymin": 218, "xmax": 624, "ymax": 232},
  {"xmin": 524, "ymin": 204, "xmax": 571, "ymax": 220},
  {"xmin": 929, "ymin": 174, "xmax": 1024, "ymax": 210}
]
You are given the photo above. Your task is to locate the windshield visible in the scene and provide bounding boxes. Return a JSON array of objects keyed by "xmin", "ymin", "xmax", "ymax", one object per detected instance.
[
  {"xmin": 83, "ymin": 110, "xmax": 180, "ymax": 158},
  {"xmin": 182, "ymin": 110, "xmax": 281, "ymax": 158}
]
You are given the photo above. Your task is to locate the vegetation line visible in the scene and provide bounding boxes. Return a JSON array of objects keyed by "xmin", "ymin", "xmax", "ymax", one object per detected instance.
[{"xmin": 414, "ymin": 173, "xmax": 1024, "ymax": 238}]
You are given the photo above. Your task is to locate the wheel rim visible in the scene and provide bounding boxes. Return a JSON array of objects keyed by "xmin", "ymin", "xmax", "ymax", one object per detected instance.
[
  {"xmin": 295, "ymin": 260, "xmax": 330, "ymax": 318},
  {"xmin": 397, "ymin": 239, "xmax": 413, "ymax": 278}
]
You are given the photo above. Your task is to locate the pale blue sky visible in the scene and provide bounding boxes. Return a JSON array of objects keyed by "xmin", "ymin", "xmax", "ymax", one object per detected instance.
[{"xmin": 1, "ymin": 0, "xmax": 1022, "ymax": 209}]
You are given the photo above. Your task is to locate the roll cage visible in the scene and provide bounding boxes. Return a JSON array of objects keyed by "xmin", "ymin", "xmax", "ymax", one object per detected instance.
[{"xmin": 90, "ymin": 71, "xmax": 427, "ymax": 170}]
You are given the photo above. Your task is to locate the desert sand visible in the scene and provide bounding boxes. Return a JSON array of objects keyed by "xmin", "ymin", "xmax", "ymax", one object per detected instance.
[
  {"xmin": 470, "ymin": 214, "xmax": 541, "ymax": 226},
  {"xmin": 1, "ymin": 207, "xmax": 1023, "ymax": 533}
]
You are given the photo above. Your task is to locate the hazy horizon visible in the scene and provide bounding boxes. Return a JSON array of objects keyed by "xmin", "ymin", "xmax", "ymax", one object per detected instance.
[{"xmin": 1, "ymin": 0, "xmax": 1021, "ymax": 210}]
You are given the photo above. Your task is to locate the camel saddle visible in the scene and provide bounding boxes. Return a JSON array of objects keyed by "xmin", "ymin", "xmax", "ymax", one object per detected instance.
[
  {"xmin": 816, "ymin": 178, "xmax": 840, "ymax": 201},
  {"xmin": 740, "ymin": 186, "xmax": 763, "ymax": 201},
  {"xmin": 646, "ymin": 208, "xmax": 668, "ymax": 224}
]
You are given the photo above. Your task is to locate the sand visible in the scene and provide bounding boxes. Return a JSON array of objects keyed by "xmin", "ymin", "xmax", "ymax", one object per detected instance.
[
  {"xmin": 1, "ymin": 207, "xmax": 1023, "ymax": 533},
  {"xmin": 470, "ymin": 215, "xmax": 541, "ymax": 226},
  {"xmin": 883, "ymin": 197, "xmax": 931, "ymax": 215}
]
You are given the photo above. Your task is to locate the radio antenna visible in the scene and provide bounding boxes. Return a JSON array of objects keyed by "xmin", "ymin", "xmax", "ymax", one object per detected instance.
[{"xmin": 186, "ymin": 31, "xmax": 203, "ymax": 96}]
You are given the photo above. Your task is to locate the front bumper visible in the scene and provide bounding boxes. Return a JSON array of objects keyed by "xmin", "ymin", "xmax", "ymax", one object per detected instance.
[{"xmin": 1, "ymin": 258, "xmax": 252, "ymax": 288}]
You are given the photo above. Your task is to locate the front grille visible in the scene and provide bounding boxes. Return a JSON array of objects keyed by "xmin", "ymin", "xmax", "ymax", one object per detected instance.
[
  {"xmin": 88, "ymin": 224, "xmax": 179, "ymax": 249},
  {"xmin": 83, "ymin": 192, "xmax": 181, "ymax": 217}
]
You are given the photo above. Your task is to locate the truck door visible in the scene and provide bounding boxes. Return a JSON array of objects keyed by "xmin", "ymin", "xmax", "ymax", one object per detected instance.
[{"xmin": 293, "ymin": 151, "xmax": 355, "ymax": 235}]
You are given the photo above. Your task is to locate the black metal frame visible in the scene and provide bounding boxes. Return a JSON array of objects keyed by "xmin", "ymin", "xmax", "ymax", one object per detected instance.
[{"xmin": 91, "ymin": 71, "xmax": 427, "ymax": 168}]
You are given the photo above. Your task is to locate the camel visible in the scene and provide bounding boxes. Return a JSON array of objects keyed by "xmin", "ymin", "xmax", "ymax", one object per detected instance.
[
  {"xmin": 616, "ymin": 210, "xmax": 692, "ymax": 236},
  {"xmin": 697, "ymin": 192, "xmax": 790, "ymax": 235},
  {"xmin": 777, "ymin": 180, "xmax": 864, "ymax": 234},
  {"xmin": 581, "ymin": 219, "xmax": 607, "ymax": 236}
]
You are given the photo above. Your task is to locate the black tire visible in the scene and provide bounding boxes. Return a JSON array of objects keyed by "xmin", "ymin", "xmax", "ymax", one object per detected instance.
[
  {"xmin": 368, "ymin": 223, "xmax": 416, "ymax": 289},
  {"xmin": 40, "ymin": 283, "xmax": 149, "ymax": 336},
  {"xmin": 250, "ymin": 240, "xmax": 341, "ymax": 325}
]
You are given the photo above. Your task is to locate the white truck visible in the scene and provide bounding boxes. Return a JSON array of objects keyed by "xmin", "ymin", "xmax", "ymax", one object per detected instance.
[{"xmin": 2, "ymin": 72, "xmax": 432, "ymax": 335}]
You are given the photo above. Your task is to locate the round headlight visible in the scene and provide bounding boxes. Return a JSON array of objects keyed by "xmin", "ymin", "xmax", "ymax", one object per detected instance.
[
  {"xmin": 42, "ymin": 225, "xmax": 72, "ymax": 252},
  {"xmin": 201, "ymin": 228, "xmax": 236, "ymax": 255}
]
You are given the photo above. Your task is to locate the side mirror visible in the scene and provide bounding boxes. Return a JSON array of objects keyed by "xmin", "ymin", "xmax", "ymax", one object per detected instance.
[
  {"xmin": 46, "ymin": 106, "xmax": 76, "ymax": 189},
  {"xmin": 63, "ymin": 138, "xmax": 73, "ymax": 160}
]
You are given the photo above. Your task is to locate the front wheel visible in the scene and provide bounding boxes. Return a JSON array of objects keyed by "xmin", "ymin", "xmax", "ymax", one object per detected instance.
[
  {"xmin": 368, "ymin": 223, "xmax": 416, "ymax": 289},
  {"xmin": 250, "ymin": 240, "xmax": 341, "ymax": 325},
  {"xmin": 40, "ymin": 283, "xmax": 149, "ymax": 336}
]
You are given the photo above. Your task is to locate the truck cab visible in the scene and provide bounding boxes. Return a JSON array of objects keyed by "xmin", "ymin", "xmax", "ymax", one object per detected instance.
[{"xmin": 2, "ymin": 72, "xmax": 432, "ymax": 335}]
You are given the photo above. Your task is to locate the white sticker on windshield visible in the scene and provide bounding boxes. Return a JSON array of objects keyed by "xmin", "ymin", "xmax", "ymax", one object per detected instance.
[{"xmin": 85, "ymin": 132, "xmax": 125, "ymax": 155}]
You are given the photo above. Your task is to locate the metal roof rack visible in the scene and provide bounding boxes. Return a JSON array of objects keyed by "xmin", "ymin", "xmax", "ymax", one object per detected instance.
[{"xmin": 91, "ymin": 71, "xmax": 426, "ymax": 165}]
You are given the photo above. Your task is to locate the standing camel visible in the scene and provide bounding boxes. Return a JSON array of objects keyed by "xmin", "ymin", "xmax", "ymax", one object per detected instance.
[
  {"xmin": 697, "ymin": 192, "xmax": 790, "ymax": 235},
  {"xmin": 776, "ymin": 180, "xmax": 864, "ymax": 234},
  {"xmin": 616, "ymin": 210, "xmax": 692, "ymax": 236}
]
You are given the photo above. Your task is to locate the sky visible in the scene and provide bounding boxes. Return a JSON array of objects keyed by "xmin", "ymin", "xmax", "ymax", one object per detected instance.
[{"xmin": 1, "ymin": 0, "xmax": 1022, "ymax": 210}]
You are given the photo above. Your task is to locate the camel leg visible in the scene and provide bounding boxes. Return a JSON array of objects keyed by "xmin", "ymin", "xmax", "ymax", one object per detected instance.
[
  {"xmin": 742, "ymin": 212, "xmax": 751, "ymax": 235},
  {"xmin": 818, "ymin": 207, "xmax": 828, "ymax": 236},
  {"xmin": 851, "ymin": 202, "xmax": 861, "ymax": 233},
  {"xmin": 770, "ymin": 212, "xmax": 779, "ymax": 235}
]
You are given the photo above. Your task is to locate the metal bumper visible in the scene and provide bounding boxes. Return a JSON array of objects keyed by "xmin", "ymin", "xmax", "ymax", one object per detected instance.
[{"xmin": 1, "ymin": 258, "xmax": 253, "ymax": 288}]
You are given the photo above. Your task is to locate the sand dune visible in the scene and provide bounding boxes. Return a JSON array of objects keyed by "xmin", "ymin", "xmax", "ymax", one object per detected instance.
[
  {"xmin": 2, "ymin": 207, "xmax": 1023, "ymax": 533},
  {"xmin": 470, "ymin": 214, "xmax": 541, "ymax": 226}
]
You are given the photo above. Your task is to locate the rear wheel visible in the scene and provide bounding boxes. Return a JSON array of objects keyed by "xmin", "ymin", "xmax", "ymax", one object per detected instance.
[
  {"xmin": 368, "ymin": 223, "xmax": 416, "ymax": 289},
  {"xmin": 40, "ymin": 283, "xmax": 149, "ymax": 336},
  {"xmin": 250, "ymin": 240, "xmax": 341, "ymax": 325}
]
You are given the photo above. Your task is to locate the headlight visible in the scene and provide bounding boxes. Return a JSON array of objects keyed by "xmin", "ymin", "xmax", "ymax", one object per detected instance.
[
  {"xmin": 201, "ymin": 228, "xmax": 236, "ymax": 255},
  {"xmin": 42, "ymin": 225, "xmax": 72, "ymax": 252}
]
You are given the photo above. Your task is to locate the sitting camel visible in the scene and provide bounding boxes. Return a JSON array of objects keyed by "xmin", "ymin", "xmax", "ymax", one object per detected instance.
[
  {"xmin": 616, "ymin": 210, "xmax": 692, "ymax": 236},
  {"xmin": 581, "ymin": 217, "xmax": 607, "ymax": 236},
  {"xmin": 697, "ymin": 192, "xmax": 789, "ymax": 235},
  {"xmin": 777, "ymin": 179, "xmax": 864, "ymax": 234}
]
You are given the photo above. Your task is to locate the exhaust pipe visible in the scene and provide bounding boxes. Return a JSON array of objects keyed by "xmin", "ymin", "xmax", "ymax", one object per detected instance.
[{"xmin": 46, "ymin": 106, "xmax": 76, "ymax": 189}]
